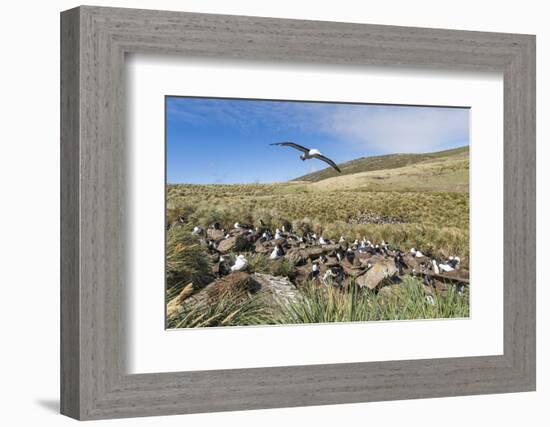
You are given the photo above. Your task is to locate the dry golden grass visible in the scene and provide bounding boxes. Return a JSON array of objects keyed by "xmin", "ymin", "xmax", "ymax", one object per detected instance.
[
  {"xmin": 310, "ymin": 154, "xmax": 469, "ymax": 193},
  {"xmin": 167, "ymin": 179, "xmax": 470, "ymax": 265},
  {"xmin": 295, "ymin": 145, "xmax": 469, "ymax": 182},
  {"xmin": 166, "ymin": 149, "xmax": 470, "ymax": 327}
]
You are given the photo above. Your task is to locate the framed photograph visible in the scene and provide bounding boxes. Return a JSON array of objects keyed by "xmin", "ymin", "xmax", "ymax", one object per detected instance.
[
  {"xmin": 61, "ymin": 6, "xmax": 536, "ymax": 420},
  {"xmin": 164, "ymin": 96, "xmax": 471, "ymax": 330}
]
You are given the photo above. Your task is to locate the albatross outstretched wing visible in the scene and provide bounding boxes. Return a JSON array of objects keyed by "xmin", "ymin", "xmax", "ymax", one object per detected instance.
[
  {"xmin": 312, "ymin": 153, "xmax": 342, "ymax": 173},
  {"xmin": 270, "ymin": 141, "xmax": 310, "ymax": 154}
]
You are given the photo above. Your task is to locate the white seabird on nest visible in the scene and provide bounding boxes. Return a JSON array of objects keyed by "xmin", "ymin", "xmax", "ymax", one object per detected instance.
[
  {"xmin": 431, "ymin": 259, "xmax": 440, "ymax": 275},
  {"xmin": 437, "ymin": 256, "xmax": 461, "ymax": 273},
  {"xmin": 269, "ymin": 244, "xmax": 285, "ymax": 260},
  {"xmin": 234, "ymin": 222, "xmax": 252, "ymax": 230},
  {"xmin": 410, "ymin": 248, "xmax": 425, "ymax": 258},
  {"xmin": 448, "ymin": 256, "xmax": 461, "ymax": 269},
  {"xmin": 230, "ymin": 254, "xmax": 248, "ymax": 272},
  {"xmin": 438, "ymin": 264, "xmax": 454, "ymax": 272}
]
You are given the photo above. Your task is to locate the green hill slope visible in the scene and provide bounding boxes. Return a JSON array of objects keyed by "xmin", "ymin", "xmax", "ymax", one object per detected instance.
[{"xmin": 293, "ymin": 146, "xmax": 469, "ymax": 183}]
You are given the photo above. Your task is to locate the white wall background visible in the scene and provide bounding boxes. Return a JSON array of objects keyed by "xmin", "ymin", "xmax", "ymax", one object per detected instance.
[{"xmin": 0, "ymin": 0, "xmax": 546, "ymax": 425}]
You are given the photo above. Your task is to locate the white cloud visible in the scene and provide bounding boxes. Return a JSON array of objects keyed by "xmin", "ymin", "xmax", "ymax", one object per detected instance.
[{"xmin": 320, "ymin": 105, "xmax": 469, "ymax": 153}]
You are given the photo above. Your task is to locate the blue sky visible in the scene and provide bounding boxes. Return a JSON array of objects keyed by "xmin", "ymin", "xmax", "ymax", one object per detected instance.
[{"xmin": 166, "ymin": 96, "xmax": 469, "ymax": 184}]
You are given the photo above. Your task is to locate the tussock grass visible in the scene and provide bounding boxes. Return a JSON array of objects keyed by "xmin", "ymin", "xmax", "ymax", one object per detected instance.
[
  {"xmin": 167, "ymin": 184, "xmax": 469, "ymax": 266},
  {"xmin": 167, "ymin": 291, "xmax": 274, "ymax": 329},
  {"xmin": 276, "ymin": 277, "xmax": 469, "ymax": 324},
  {"xmin": 166, "ymin": 150, "xmax": 470, "ymax": 327},
  {"xmin": 276, "ymin": 281, "xmax": 371, "ymax": 324},
  {"xmin": 166, "ymin": 226, "xmax": 214, "ymax": 300},
  {"xmin": 167, "ymin": 186, "xmax": 468, "ymax": 229},
  {"xmin": 365, "ymin": 278, "xmax": 469, "ymax": 321},
  {"xmin": 246, "ymin": 253, "xmax": 297, "ymax": 278},
  {"xmin": 168, "ymin": 278, "xmax": 469, "ymax": 328}
]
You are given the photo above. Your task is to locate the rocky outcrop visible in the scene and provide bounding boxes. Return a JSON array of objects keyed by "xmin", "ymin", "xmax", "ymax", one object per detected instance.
[
  {"xmin": 181, "ymin": 272, "xmax": 298, "ymax": 309},
  {"xmin": 341, "ymin": 263, "xmax": 365, "ymax": 278},
  {"xmin": 182, "ymin": 224, "xmax": 469, "ymax": 299},
  {"xmin": 217, "ymin": 235, "xmax": 253, "ymax": 253},
  {"xmin": 207, "ymin": 228, "xmax": 225, "ymax": 241},
  {"xmin": 285, "ymin": 245, "xmax": 339, "ymax": 265},
  {"xmin": 356, "ymin": 261, "xmax": 398, "ymax": 290},
  {"xmin": 216, "ymin": 236, "xmax": 238, "ymax": 253},
  {"xmin": 252, "ymin": 273, "xmax": 299, "ymax": 304}
]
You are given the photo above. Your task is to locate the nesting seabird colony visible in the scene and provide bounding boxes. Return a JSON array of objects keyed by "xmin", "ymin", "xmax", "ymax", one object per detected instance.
[{"xmin": 183, "ymin": 219, "xmax": 469, "ymax": 294}]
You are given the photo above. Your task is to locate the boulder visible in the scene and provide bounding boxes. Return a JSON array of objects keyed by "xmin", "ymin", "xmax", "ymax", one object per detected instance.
[
  {"xmin": 285, "ymin": 245, "xmax": 340, "ymax": 265},
  {"xmin": 283, "ymin": 248, "xmax": 309, "ymax": 265},
  {"xmin": 207, "ymin": 228, "xmax": 226, "ymax": 241},
  {"xmin": 184, "ymin": 272, "xmax": 299, "ymax": 308},
  {"xmin": 341, "ymin": 263, "xmax": 366, "ymax": 278},
  {"xmin": 216, "ymin": 236, "xmax": 238, "ymax": 253},
  {"xmin": 228, "ymin": 228, "xmax": 247, "ymax": 237},
  {"xmin": 216, "ymin": 235, "xmax": 253, "ymax": 253},
  {"xmin": 438, "ymin": 268, "xmax": 470, "ymax": 283},
  {"xmin": 252, "ymin": 273, "xmax": 299, "ymax": 304},
  {"xmin": 356, "ymin": 261, "xmax": 398, "ymax": 290},
  {"xmin": 319, "ymin": 244, "xmax": 340, "ymax": 253}
]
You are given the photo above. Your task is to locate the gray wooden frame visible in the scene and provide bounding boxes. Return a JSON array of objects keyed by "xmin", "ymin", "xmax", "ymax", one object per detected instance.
[{"xmin": 60, "ymin": 5, "xmax": 536, "ymax": 420}]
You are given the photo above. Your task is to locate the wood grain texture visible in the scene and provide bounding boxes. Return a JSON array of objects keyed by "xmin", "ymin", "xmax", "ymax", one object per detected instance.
[
  {"xmin": 60, "ymin": 7, "xmax": 80, "ymax": 419},
  {"xmin": 60, "ymin": 6, "xmax": 536, "ymax": 420}
]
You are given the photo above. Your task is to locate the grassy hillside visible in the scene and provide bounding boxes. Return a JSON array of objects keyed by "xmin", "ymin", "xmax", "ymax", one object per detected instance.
[
  {"xmin": 167, "ymin": 146, "xmax": 470, "ymax": 258},
  {"xmin": 167, "ymin": 187, "xmax": 469, "ymax": 263},
  {"xmin": 294, "ymin": 145, "xmax": 469, "ymax": 183},
  {"xmin": 310, "ymin": 150, "xmax": 469, "ymax": 193},
  {"xmin": 166, "ymin": 146, "xmax": 471, "ymax": 327}
]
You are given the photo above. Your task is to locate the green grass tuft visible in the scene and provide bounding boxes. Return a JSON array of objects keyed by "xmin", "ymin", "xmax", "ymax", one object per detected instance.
[
  {"xmin": 276, "ymin": 277, "xmax": 469, "ymax": 324},
  {"xmin": 166, "ymin": 226, "xmax": 214, "ymax": 300},
  {"xmin": 167, "ymin": 291, "xmax": 274, "ymax": 329}
]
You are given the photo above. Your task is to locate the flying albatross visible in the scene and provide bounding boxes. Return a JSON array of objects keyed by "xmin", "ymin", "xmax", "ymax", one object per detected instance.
[{"xmin": 270, "ymin": 142, "xmax": 342, "ymax": 173}]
